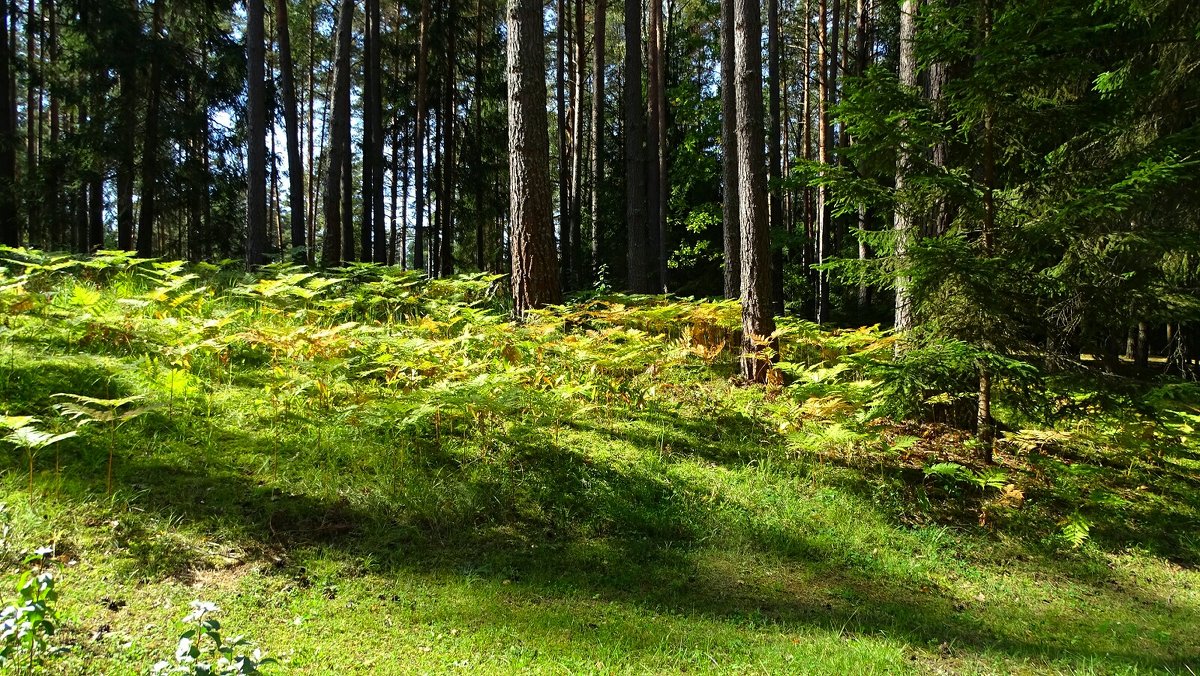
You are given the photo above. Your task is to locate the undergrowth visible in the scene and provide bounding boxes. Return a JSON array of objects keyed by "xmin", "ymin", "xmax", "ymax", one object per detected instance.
[{"xmin": 0, "ymin": 248, "xmax": 1196, "ymax": 673}]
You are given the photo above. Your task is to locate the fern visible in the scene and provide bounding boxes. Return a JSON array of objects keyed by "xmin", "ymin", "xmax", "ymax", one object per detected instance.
[{"xmin": 1061, "ymin": 512, "xmax": 1092, "ymax": 548}]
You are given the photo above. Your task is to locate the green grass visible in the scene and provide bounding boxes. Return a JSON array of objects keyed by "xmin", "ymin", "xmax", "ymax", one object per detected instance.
[{"xmin": 0, "ymin": 252, "xmax": 1197, "ymax": 673}]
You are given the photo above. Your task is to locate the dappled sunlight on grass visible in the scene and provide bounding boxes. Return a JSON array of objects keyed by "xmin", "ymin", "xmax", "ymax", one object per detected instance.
[{"xmin": 0, "ymin": 251, "xmax": 1197, "ymax": 672}]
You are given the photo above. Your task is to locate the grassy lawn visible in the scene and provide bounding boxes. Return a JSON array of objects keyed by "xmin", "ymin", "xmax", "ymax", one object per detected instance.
[{"xmin": 0, "ymin": 254, "xmax": 1197, "ymax": 673}]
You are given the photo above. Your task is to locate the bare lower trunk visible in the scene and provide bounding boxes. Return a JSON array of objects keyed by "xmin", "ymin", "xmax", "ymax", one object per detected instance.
[
  {"xmin": 734, "ymin": 0, "xmax": 776, "ymax": 383},
  {"xmin": 556, "ymin": 0, "xmax": 571, "ymax": 287},
  {"xmin": 507, "ymin": 0, "xmax": 562, "ymax": 316},
  {"xmin": 440, "ymin": 0, "xmax": 457, "ymax": 275},
  {"xmin": 0, "ymin": 0, "xmax": 15, "ymax": 247},
  {"xmin": 321, "ymin": 0, "xmax": 352, "ymax": 266},
  {"xmin": 976, "ymin": 367, "xmax": 994, "ymax": 462},
  {"xmin": 414, "ymin": 0, "xmax": 432, "ymax": 271},
  {"xmin": 570, "ymin": 0, "xmax": 586, "ymax": 287},
  {"xmin": 275, "ymin": 0, "xmax": 306, "ymax": 262},
  {"xmin": 246, "ymin": 0, "xmax": 267, "ymax": 266},
  {"xmin": 623, "ymin": 0, "xmax": 649, "ymax": 291},
  {"xmin": 719, "ymin": 0, "xmax": 739, "ymax": 299},
  {"xmin": 136, "ymin": 0, "xmax": 163, "ymax": 258},
  {"xmin": 589, "ymin": 0, "xmax": 607, "ymax": 283},
  {"xmin": 894, "ymin": 0, "xmax": 918, "ymax": 334}
]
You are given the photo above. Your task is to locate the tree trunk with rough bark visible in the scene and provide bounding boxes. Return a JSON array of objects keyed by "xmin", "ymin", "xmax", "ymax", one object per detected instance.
[
  {"xmin": 507, "ymin": 0, "xmax": 562, "ymax": 316},
  {"xmin": 275, "ymin": 0, "xmax": 306, "ymax": 261},
  {"xmin": 441, "ymin": 0, "xmax": 457, "ymax": 275},
  {"xmin": 414, "ymin": 0, "xmax": 431, "ymax": 271},
  {"xmin": 734, "ymin": 0, "xmax": 776, "ymax": 383},
  {"xmin": 719, "ymin": 0, "xmax": 739, "ymax": 299},
  {"xmin": 136, "ymin": 0, "xmax": 163, "ymax": 258},
  {"xmin": 0, "ymin": 0, "xmax": 15, "ymax": 247},
  {"xmin": 570, "ymin": 0, "xmax": 586, "ymax": 287},
  {"xmin": 623, "ymin": 0, "xmax": 648, "ymax": 291},
  {"xmin": 246, "ymin": 0, "xmax": 267, "ymax": 266},
  {"xmin": 589, "ymin": 0, "xmax": 606, "ymax": 283},
  {"xmin": 556, "ymin": 0, "xmax": 571, "ymax": 287},
  {"xmin": 321, "ymin": 0, "xmax": 352, "ymax": 266},
  {"xmin": 767, "ymin": 0, "xmax": 783, "ymax": 313},
  {"xmin": 894, "ymin": 0, "xmax": 918, "ymax": 333},
  {"xmin": 647, "ymin": 0, "xmax": 666, "ymax": 292}
]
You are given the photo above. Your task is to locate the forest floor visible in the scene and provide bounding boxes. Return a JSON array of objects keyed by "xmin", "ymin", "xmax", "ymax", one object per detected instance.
[{"xmin": 0, "ymin": 252, "xmax": 1197, "ymax": 674}]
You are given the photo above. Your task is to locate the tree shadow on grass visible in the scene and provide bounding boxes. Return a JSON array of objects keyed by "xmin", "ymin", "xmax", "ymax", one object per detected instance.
[
  {"xmin": 25, "ymin": 421, "xmax": 1195, "ymax": 672},
  {"xmin": 2, "ymin": 356, "xmax": 1196, "ymax": 671}
]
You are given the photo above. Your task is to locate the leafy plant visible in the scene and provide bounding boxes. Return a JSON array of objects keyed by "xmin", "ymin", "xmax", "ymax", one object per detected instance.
[
  {"xmin": 1061, "ymin": 512, "xmax": 1092, "ymax": 548},
  {"xmin": 923, "ymin": 461, "xmax": 1008, "ymax": 493},
  {"xmin": 152, "ymin": 601, "xmax": 275, "ymax": 675},
  {"xmin": 1, "ymin": 417, "xmax": 77, "ymax": 501},
  {"xmin": 54, "ymin": 394, "xmax": 148, "ymax": 494},
  {"xmin": 0, "ymin": 548, "xmax": 66, "ymax": 674}
]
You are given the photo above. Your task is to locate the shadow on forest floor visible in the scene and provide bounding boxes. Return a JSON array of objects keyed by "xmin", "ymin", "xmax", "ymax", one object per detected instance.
[{"xmin": 2, "ymin": 354, "xmax": 1198, "ymax": 670}]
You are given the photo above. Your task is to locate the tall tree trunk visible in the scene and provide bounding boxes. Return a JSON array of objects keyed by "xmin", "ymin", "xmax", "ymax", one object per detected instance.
[
  {"xmin": 23, "ymin": 0, "xmax": 34, "ymax": 243},
  {"xmin": 556, "ymin": 0, "xmax": 571, "ymax": 288},
  {"xmin": 623, "ymin": 0, "xmax": 648, "ymax": 291},
  {"xmin": 274, "ymin": 0, "xmax": 306, "ymax": 262},
  {"xmin": 570, "ymin": 0, "xmax": 586, "ymax": 287},
  {"xmin": 767, "ymin": 0, "xmax": 783, "ymax": 313},
  {"xmin": 719, "ymin": 0, "xmax": 739, "ymax": 299},
  {"xmin": 371, "ymin": 0, "xmax": 386, "ymax": 263},
  {"xmin": 975, "ymin": 0, "xmax": 995, "ymax": 462},
  {"xmin": 7, "ymin": 0, "xmax": 17, "ymax": 242},
  {"xmin": 83, "ymin": 0, "xmax": 103, "ymax": 252},
  {"xmin": 246, "ymin": 0, "xmax": 267, "ymax": 265},
  {"xmin": 432, "ymin": 94, "xmax": 442, "ymax": 276},
  {"xmin": 306, "ymin": 0, "xmax": 316, "ymax": 253},
  {"xmin": 441, "ymin": 0, "xmax": 457, "ymax": 275},
  {"xmin": 1136, "ymin": 321, "xmax": 1150, "ymax": 369},
  {"xmin": 401, "ymin": 120, "xmax": 411, "ymax": 268},
  {"xmin": 0, "ymin": 0, "xmax": 15, "ymax": 247},
  {"xmin": 648, "ymin": 0, "xmax": 667, "ymax": 291},
  {"xmin": 136, "ymin": 0, "xmax": 163, "ymax": 258},
  {"xmin": 734, "ymin": 0, "xmax": 775, "ymax": 382},
  {"xmin": 321, "ymin": 0, "xmax": 352, "ymax": 266},
  {"xmin": 414, "ymin": 0, "xmax": 431, "ymax": 272},
  {"xmin": 854, "ymin": 0, "xmax": 870, "ymax": 311},
  {"xmin": 361, "ymin": 0, "xmax": 377, "ymax": 262},
  {"xmin": 506, "ymin": 0, "xmax": 561, "ymax": 316},
  {"xmin": 389, "ymin": 117, "xmax": 399, "ymax": 265},
  {"xmin": 589, "ymin": 0, "xmax": 606, "ymax": 283},
  {"xmin": 893, "ymin": 0, "xmax": 917, "ymax": 333},
  {"xmin": 88, "ymin": 155, "xmax": 103, "ymax": 250},
  {"xmin": 46, "ymin": 0, "xmax": 58, "ymax": 248},
  {"xmin": 474, "ymin": 0, "xmax": 487, "ymax": 270},
  {"xmin": 815, "ymin": 0, "xmax": 839, "ymax": 323},
  {"xmin": 801, "ymin": 0, "xmax": 813, "ymax": 295},
  {"xmin": 341, "ymin": 109, "xmax": 354, "ymax": 262}
]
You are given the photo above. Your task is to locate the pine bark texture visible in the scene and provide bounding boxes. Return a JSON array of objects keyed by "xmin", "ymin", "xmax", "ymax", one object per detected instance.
[
  {"xmin": 589, "ymin": 0, "xmax": 606, "ymax": 282},
  {"xmin": 894, "ymin": 0, "xmax": 918, "ymax": 332},
  {"xmin": 273, "ymin": 0, "xmax": 306, "ymax": 261},
  {"xmin": 440, "ymin": 0, "xmax": 457, "ymax": 275},
  {"xmin": 246, "ymin": 0, "xmax": 267, "ymax": 266},
  {"xmin": 623, "ymin": 0, "xmax": 649, "ymax": 292},
  {"xmin": 719, "ymin": 0, "xmax": 739, "ymax": 299},
  {"xmin": 734, "ymin": 0, "xmax": 776, "ymax": 382},
  {"xmin": 136, "ymin": 0, "xmax": 163, "ymax": 258},
  {"xmin": 321, "ymin": 0, "xmax": 352, "ymax": 266},
  {"xmin": 556, "ymin": 0, "xmax": 571, "ymax": 286},
  {"xmin": 570, "ymin": 0, "xmax": 586, "ymax": 286},
  {"xmin": 414, "ymin": 0, "xmax": 432, "ymax": 271},
  {"xmin": 507, "ymin": 0, "xmax": 562, "ymax": 316},
  {"xmin": 647, "ymin": 0, "xmax": 666, "ymax": 291},
  {"xmin": 0, "ymin": 0, "xmax": 15, "ymax": 247}
]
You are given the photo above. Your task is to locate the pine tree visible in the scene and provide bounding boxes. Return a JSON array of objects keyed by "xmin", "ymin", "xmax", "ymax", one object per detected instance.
[{"xmin": 507, "ymin": 0, "xmax": 562, "ymax": 316}]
